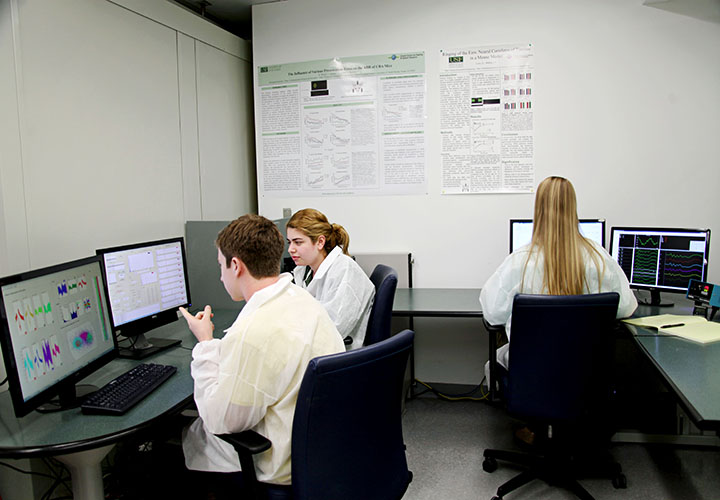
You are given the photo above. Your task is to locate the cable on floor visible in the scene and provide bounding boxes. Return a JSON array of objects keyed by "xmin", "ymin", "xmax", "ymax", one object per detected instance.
[{"xmin": 413, "ymin": 378, "xmax": 490, "ymax": 401}]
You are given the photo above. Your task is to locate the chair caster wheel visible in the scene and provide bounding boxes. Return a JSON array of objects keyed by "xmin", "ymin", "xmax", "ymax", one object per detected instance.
[
  {"xmin": 612, "ymin": 473, "xmax": 627, "ymax": 489},
  {"xmin": 482, "ymin": 457, "xmax": 498, "ymax": 473}
]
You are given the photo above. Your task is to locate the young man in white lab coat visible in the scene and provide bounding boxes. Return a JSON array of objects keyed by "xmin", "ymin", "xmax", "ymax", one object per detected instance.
[{"xmin": 179, "ymin": 214, "xmax": 344, "ymax": 492}]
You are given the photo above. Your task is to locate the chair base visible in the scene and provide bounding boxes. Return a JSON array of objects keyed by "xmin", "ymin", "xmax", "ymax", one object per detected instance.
[{"xmin": 482, "ymin": 446, "xmax": 626, "ymax": 500}]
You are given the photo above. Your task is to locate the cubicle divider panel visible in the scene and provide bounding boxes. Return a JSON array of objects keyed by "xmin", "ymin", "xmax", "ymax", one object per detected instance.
[
  {"xmin": 354, "ymin": 252, "xmax": 413, "ymax": 336},
  {"xmin": 354, "ymin": 253, "xmax": 412, "ymax": 288},
  {"xmin": 185, "ymin": 221, "xmax": 237, "ymax": 311}
]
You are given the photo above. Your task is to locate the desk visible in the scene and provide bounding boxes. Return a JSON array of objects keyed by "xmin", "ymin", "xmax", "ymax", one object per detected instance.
[
  {"xmin": 391, "ymin": 288, "xmax": 488, "ymax": 396},
  {"xmin": 0, "ymin": 309, "xmax": 237, "ymax": 500},
  {"xmin": 628, "ymin": 300, "xmax": 720, "ymax": 432}
]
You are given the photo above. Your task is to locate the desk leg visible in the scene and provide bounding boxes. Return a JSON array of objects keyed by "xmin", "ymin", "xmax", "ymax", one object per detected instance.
[
  {"xmin": 56, "ymin": 444, "xmax": 114, "ymax": 500},
  {"xmin": 488, "ymin": 328, "xmax": 498, "ymax": 402},
  {"xmin": 409, "ymin": 315, "xmax": 416, "ymax": 397}
]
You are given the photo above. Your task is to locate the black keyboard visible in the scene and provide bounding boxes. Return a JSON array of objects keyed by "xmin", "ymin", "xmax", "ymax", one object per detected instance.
[{"xmin": 81, "ymin": 363, "xmax": 177, "ymax": 415}]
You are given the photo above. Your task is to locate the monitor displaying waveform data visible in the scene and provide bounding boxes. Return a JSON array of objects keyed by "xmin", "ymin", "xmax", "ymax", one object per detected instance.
[
  {"xmin": 509, "ymin": 219, "xmax": 606, "ymax": 253},
  {"xmin": 0, "ymin": 256, "xmax": 117, "ymax": 417},
  {"xmin": 609, "ymin": 227, "xmax": 711, "ymax": 306},
  {"xmin": 96, "ymin": 237, "xmax": 191, "ymax": 359}
]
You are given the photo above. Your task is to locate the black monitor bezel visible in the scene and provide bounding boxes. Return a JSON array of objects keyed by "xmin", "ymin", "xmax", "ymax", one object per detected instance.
[
  {"xmin": 95, "ymin": 236, "xmax": 192, "ymax": 341},
  {"xmin": 608, "ymin": 226, "xmax": 711, "ymax": 295},
  {"xmin": 509, "ymin": 218, "xmax": 606, "ymax": 254},
  {"xmin": 0, "ymin": 255, "xmax": 118, "ymax": 418}
]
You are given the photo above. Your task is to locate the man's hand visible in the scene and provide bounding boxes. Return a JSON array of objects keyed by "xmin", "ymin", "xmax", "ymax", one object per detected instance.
[{"xmin": 179, "ymin": 305, "xmax": 215, "ymax": 342}]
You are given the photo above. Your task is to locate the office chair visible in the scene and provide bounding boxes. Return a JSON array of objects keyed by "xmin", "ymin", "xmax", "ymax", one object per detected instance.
[
  {"xmin": 482, "ymin": 293, "xmax": 626, "ymax": 500},
  {"xmin": 217, "ymin": 329, "xmax": 414, "ymax": 500},
  {"xmin": 363, "ymin": 264, "xmax": 399, "ymax": 346}
]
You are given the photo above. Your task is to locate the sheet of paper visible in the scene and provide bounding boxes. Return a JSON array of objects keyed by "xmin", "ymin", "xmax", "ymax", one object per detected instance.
[
  {"xmin": 439, "ymin": 44, "xmax": 534, "ymax": 194},
  {"xmin": 256, "ymin": 52, "xmax": 427, "ymax": 197},
  {"xmin": 622, "ymin": 314, "xmax": 705, "ymax": 329}
]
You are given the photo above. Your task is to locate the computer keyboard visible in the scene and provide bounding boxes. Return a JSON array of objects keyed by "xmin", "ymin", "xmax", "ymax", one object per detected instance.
[{"xmin": 81, "ymin": 363, "xmax": 177, "ymax": 415}]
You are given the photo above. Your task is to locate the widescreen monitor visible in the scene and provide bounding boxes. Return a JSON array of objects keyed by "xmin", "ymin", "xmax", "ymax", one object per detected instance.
[
  {"xmin": 96, "ymin": 237, "xmax": 191, "ymax": 359},
  {"xmin": 509, "ymin": 219, "xmax": 606, "ymax": 253},
  {"xmin": 609, "ymin": 227, "xmax": 711, "ymax": 306},
  {"xmin": 0, "ymin": 256, "xmax": 117, "ymax": 417}
]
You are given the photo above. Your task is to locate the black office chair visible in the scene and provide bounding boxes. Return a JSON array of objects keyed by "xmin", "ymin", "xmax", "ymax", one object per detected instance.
[
  {"xmin": 363, "ymin": 264, "xmax": 399, "ymax": 346},
  {"xmin": 217, "ymin": 329, "xmax": 414, "ymax": 500},
  {"xmin": 482, "ymin": 293, "xmax": 626, "ymax": 500}
]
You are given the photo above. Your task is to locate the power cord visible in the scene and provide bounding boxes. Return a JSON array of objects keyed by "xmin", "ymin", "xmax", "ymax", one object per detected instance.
[
  {"xmin": 0, "ymin": 458, "xmax": 72, "ymax": 500},
  {"xmin": 413, "ymin": 378, "xmax": 490, "ymax": 401}
]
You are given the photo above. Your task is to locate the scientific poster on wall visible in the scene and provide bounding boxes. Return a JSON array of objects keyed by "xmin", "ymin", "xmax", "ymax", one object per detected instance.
[
  {"xmin": 256, "ymin": 52, "xmax": 427, "ymax": 198},
  {"xmin": 439, "ymin": 44, "xmax": 534, "ymax": 194}
]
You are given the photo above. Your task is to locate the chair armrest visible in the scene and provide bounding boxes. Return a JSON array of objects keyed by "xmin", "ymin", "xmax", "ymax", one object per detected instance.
[
  {"xmin": 217, "ymin": 430, "xmax": 272, "ymax": 455},
  {"xmin": 483, "ymin": 317, "xmax": 505, "ymax": 334},
  {"xmin": 216, "ymin": 431, "xmax": 272, "ymax": 499}
]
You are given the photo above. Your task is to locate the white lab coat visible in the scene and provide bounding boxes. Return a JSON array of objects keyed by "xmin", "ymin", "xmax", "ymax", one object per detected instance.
[
  {"xmin": 293, "ymin": 247, "xmax": 375, "ymax": 350},
  {"xmin": 182, "ymin": 274, "xmax": 344, "ymax": 484},
  {"xmin": 479, "ymin": 241, "xmax": 637, "ymax": 378}
]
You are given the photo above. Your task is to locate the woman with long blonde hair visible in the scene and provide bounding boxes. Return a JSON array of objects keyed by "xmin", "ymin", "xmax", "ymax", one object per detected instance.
[
  {"xmin": 480, "ymin": 176, "xmax": 637, "ymax": 379},
  {"xmin": 286, "ymin": 208, "xmax": 375, "ymax": 350}
]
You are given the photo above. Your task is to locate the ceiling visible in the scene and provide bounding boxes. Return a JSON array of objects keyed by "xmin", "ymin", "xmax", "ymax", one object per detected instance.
[
  {"xmin": 171, "ymin": 0, "xmax": 280, "ymax": 40},
  {"xmin": 171, "ymin": 0, "xmax": 719, "ymax": 41}
]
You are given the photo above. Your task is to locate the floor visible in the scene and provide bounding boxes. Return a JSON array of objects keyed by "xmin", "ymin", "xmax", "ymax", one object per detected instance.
[
  {"xmin": 103, "ymin": 394, "xmax": 720, "ymax": 499},
  {"xmin": 402, "ymin": 396, "xmax": 720, "ymax": 500}
]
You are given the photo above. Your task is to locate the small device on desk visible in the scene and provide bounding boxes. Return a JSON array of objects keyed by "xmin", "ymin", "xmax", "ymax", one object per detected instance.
[
  {"xmin": 609, "ymin": 227, "xmax": 711, "ymax": 307},
  {"xmin": 0, "ymin": 256, "xmax": 118, "ymax": 417},
  {"xmin": 687, "ymin": 279, "xmax": 719, "ymax": 320},
  {"xmin": 96, "ymin": 237, "xmax": 191, "ymax": 359}
]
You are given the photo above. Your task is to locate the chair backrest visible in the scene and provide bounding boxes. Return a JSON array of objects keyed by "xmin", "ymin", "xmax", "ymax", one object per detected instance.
[
  {"xmin": 364, "ymin": 264, "xmax": 399, "ymax": 346},
  {"xmin": 291, "ymin": 329, "xmax": 414, "ymax": 500},
  {"xmin": 506, "ymin": 293, "xmax": 620, "ymax": 424}
]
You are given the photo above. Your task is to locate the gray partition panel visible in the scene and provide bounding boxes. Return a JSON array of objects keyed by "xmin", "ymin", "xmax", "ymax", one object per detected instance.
[
  {"xmin": 353, "ymin": 253, "xmax": 412, "ymax": 288},
  {"xmin": 185, "ymin": 220, "xmax": 237, "ymax": 310},
  {"xmin": 185, "ymin": 219, "xmax": 292, "ymax": 311}
]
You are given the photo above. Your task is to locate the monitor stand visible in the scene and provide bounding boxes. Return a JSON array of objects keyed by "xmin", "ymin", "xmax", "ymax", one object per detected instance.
[
  {"xmin": 36, "ymin": 384, "xmax": 98, "ymax": 413},
  {"xmin": 118, "ymin": 334, "xmax": 182, "ymax": 360},
  {"xmin": 639, "ymin": 289, "xmax": 673, "ymax": 308}
]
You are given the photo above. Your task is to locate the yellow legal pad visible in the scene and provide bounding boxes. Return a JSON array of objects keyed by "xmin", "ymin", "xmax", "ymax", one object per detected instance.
[{"xmin": 623, "ymin": 314, "xmax": 720, "ymax": 344}]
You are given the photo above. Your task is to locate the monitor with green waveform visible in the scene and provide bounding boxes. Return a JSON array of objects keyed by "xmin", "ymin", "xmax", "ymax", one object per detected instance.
[{"xmin": 610, "ymin": 227, "xmax": 711, "ymax": 307}]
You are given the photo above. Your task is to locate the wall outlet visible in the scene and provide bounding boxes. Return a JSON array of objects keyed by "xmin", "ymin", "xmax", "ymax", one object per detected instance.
[{"xmin": 282, "ymin": 208, "xmax": 291, "ymax": 218}]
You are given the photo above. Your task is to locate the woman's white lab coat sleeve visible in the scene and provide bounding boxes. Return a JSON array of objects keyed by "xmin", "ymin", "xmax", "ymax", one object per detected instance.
[
  {"xmin": 479, "ymin": 251, "xmax": 526, "ymax": 331},
  {"xmin": 599, "ymin": 251, "xmax": 638, "ymax": 319},
  {"xmin": 322, "ymin": 268, "xmax": 372, "ymax": 340}
]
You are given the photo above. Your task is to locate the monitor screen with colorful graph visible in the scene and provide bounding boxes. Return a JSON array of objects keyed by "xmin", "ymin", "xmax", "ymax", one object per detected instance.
[
  {"xmin": 609, "ymin": 227, "xmax": 711, "ymax": 306},
  {"xmin": 0, "ymin": 256, "xmax": 116, "ymax": 417}
]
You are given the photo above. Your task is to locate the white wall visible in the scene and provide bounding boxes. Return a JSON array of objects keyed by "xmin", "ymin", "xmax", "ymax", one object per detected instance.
[
  {"xmin": 0, "ymin": 0, "xmax": 256, "ymax": 276},
  {"xmin": 253, "ymin": 0, "xmax": 720, "ymax": 287},
  {"xmin": 253, "ymin": 0, "xmax": 720, "ymax": 384},
  {"xmin": 0, "ymin": 2, "xmax": 254, "ymax": 497}
]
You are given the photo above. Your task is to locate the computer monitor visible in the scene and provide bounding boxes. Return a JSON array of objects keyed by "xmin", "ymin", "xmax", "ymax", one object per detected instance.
[
  {"xmin": 509, "ymin": 219, "xmax": 606, "ymax": 253},
  {"xmin": 609, "ymin": 227, "xmax": 711, "ymax": 307},
  {"xmin": 96, "ymin": 237, "xmax": 191, "ymax": 359},
  {"xmin": 0, "ymin": 256, "xmax": 117, "ymax": 417}
]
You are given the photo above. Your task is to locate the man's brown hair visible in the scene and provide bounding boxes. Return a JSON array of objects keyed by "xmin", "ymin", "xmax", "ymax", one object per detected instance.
[{"xmin": 216, "ymin": 215, "xmax": 284, "ymax": 278}]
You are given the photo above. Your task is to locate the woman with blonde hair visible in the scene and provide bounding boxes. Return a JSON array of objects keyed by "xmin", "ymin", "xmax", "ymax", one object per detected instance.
[
  {"xmin": 480, "ymin": 176, "xmax": 637, "ymax": 380},
  {"xmin": 286, "ymin": 208, "xmax": 375, "ymax": 350}
]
